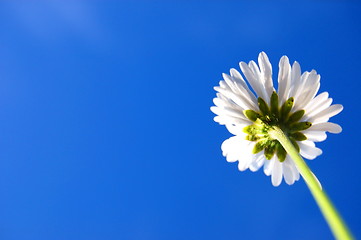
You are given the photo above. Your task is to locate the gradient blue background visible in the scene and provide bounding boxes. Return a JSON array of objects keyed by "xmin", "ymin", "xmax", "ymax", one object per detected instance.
[{"xmin": 0, "ymin": 1, "xmax": 360, "ymax": 239}]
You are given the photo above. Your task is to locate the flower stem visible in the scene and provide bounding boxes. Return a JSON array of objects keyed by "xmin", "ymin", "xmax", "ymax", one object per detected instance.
[{"xmin": 269, "ymin": 126, "xmax": 354, "ymax": 240}]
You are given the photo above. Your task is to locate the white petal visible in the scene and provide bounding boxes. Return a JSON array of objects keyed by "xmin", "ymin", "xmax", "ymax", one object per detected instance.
[
  {"xmin": 293, "ymin": 72, "xmax": 320, "ymax": 111},
  {"xmin": 221, "ymin": 136, "xmax": 255, "ymax": 170},
  {"xmin": 258, "ymin": 52, "xmax": 273, "ymax": 100},
  {"xmin": 221, "ymin": 136, "xmax": 243, "ymax": 162},
  {"xmin": 216, "ymin": 92, "xmax": 225, "ymax": 101},
  {"xmin": 223, "ymin": 72, "xmax": 260, "ymax": 110},
  {"xmin": 293, "ymin": 71, "xmax": 310, "ymax": 101},
  {"xmin": 293, "ymin": 169, "xmax": 300, "ymax": 181},
  {"xmin": 229, "ymin": 68, "xmax": 258, "ymax": 104},
  {"xmin": 215, "ymin": 92, "xmax": 252, "ymax": 113},
  {"xmin": 238, "ymin": 148, "xmax": 255, "ymax": 171},
  {"xmin": 271, "ymin": 159, "xmax": 283, "ymax": 186},
  {"xmin": 249, "ymin": 153, "xmax": 265, "ymax": 172},
  {"xmin": 214, "ymin": 87, "xmax": 250, "ymax": 110},
  {"xmin": 288, "ymin": 155, "xmax": 300, "ymax": 181},
  {"xmin": 299, "ymin": 141, "xmax": 323, "ymax": 160},
  {"xmin": 229, "ymin": 68, "xmax": 246, "ymax": 84},
  {"xmin": 263, "ymin": 158, "xmax": 274, "ymax": 176},
  {"xmin": 239, "ymin": 61, "xmax": 266, "ymax": 99},
  {"xmin": 222, "ymin": 73, "xmax": 239, "ymax": 93},
  {"xmin": 277, "ymin": 56, "xmax": 291, "ymax": 104},
  {"xmin": 213, "ymin": 116, "xmax": 249, "ymax": 125},
  {"xmin": 303, "ymin": 98, "xmax": 333, "ymax": 121},
  {"xmin": 249, "ymin": 60, "xmax": 269, "ymax": 101},
  {"xmin": 308, "ymin": 104, "xmax": 343, "ymax": 123},
  {"xmin": 213, "ymin": 98, "xmax": 225, "ymax": 108},
  {"xmin": 233, "ymin": 84, "xmax": 258, "ymax": 110},
  {"xmin": 282, "ymin": 157, "xmax": 295, "ymax": 185},
  {"xmin": 210, "ymin": 106, "xmax": 247, "ymax": 120},
  {"xmin": 226, "ymin": 124, "xmax": 249, "ymax": 136},
  {"xmin": 304, "ymin": 92, "xmax": 329, "ymax": 114},
  {"xmin": 309, "ymin": 122, "xmax": 342, "ymax": 134},
  {"xmin": 288, "ymin": 61, "xmax": 301, "ymax": 98},
  {"xmin": 258, "ymin": 52, "xmax": 272, "ymax": 78},
  {"xmin": 219, "ymin": 80, "xmax": 230, "ymax": 91},
  {"xmin": 238, "ymin": 158, "xmax": 250, "ymax": 171},
  {"xmin": 302, "ymin": 130, "xmax": 327, "ymax": 142}
]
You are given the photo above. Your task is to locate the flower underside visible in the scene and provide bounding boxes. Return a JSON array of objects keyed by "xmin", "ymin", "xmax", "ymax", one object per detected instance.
[{"xmin": 243, "ymin": 91, "xmax": 312, "ymax": 162}]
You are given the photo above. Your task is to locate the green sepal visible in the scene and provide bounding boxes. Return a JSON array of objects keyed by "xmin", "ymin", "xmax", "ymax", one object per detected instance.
[
  {"xmin": 289, "ymin": 122, "xmax": 312, "ymax": 132},
  {"xmin": 246, "ymin": 135, "xmax": 259, "ymax": 141},
  {"xmin": 258, "ymin": 97, "xmax": 270, "ymax": 116},
  {"xmin": 243, "ymin": 92, "xmax": 314, "ymax": 163},
  {"xmin": 276, "ymin": 143, "xmax": 287, "ymax": 162},
  {"xmin": 253, "ymin": 140, "xmax": 267, "ymax": 154},
  {"xmin": 287, "ymin": 110, "xmax": 305, "ymax": 124},
  {"xmin": 243, "ymin": 125, "xmax": 256, "ymax": 134},
  {"xmin": 270, "ymin": 92, "xmax": 279, "ymax": 118},
  {"xmin": 280, "ymin": 97, "xmax": 294, "ymax": 121},
  {"xmin": 254, "ymin": 118, "xmax": 267, "ymax": 127},
  {"xmin": 243, "ymin": 110, "xmax": 261, "ymax": 122},
  {"xmin": 264, "ymin": 140, "xmax": 276, "ymax": 160},
  {"xmin": 290, "ymin": 132, "xmax": 307, "ymax": 141}
]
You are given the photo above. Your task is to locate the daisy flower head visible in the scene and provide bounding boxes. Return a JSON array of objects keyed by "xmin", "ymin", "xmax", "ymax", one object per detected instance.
[{"xmin": 211, "ymin": 52, "xmax": 343, "ymax": 186}]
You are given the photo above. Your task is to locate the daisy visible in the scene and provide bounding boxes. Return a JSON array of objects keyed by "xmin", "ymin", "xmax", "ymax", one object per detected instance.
[{"xmin": 211, "ymin": 52, "xmax": 343, "ymax": 186}]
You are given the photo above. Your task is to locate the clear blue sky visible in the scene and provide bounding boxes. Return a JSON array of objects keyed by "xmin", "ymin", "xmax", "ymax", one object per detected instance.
[{"xmin": 0, "ymin": 1, "xmax": 360, "ymax": 240}]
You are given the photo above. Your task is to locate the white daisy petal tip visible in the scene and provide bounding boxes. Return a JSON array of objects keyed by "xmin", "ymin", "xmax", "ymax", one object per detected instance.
[
  {"xmin": 310, "ymin": 122, "xmax": 343, "ymax": 134},
  {"xmin": 212, "ymin": 52, "xmax": 343, "ymax": 186},
  {"xmin": 271, "ymin": 159, "xmax": 283, "ymax": 187},
  {"xmin": 331, "ymin": 124, "xmax": 342, "ymax": 134}
]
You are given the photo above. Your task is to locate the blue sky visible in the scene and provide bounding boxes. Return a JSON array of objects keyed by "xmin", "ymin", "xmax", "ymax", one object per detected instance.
[{"xmin": 0, "ymin": 1, "xmax": 360, "ymax": 239}]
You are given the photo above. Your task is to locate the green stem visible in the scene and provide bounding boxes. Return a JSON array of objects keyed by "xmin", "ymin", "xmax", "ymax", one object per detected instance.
[{"xmin": 269, "ymin": 126, "xmax": 354, "ymax": 240}]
